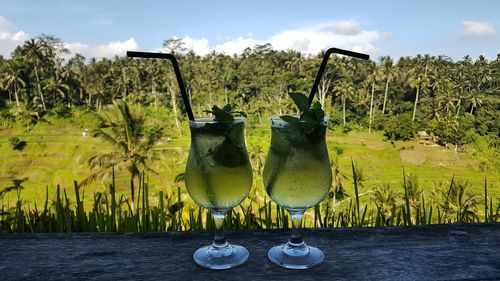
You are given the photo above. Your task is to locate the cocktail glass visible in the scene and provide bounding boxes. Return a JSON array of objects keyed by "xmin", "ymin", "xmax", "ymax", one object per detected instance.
[
  {"xmin": 263, "ymin": 116, "xmax": 332, "ymax": 269},
  {"xmin": 185, "ymin": 117, "xmax": 253, "ymax": 269}
]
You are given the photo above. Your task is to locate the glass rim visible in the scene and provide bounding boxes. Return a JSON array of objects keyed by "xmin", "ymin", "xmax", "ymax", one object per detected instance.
[
  {"xmin": 268, "ymin": 116, "xmax": 329, "ymax": 128},
  {"xmin": 189, "ymin": 116, "xmax": 246, "ymax": 128}
]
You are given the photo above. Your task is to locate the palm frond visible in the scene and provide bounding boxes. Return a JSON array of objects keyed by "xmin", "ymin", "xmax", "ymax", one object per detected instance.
[{"xmin": 92, "ymin": 129, "xmax": 127, "ymax": 152}]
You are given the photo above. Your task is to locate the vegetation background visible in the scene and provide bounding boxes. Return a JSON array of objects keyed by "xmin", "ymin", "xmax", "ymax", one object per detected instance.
[{"xmin": 0, "ymin": 36, "xmax": 498, "ymax": 232}]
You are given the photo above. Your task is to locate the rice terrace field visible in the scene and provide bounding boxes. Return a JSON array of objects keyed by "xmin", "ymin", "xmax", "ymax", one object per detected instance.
[
  {"xmin": 1, "ymin": 111, "xmax": 498, "ymax": 204},
  {"xmin": 0, "ymin": 106, "xmax": 498, "ymax": 232}
]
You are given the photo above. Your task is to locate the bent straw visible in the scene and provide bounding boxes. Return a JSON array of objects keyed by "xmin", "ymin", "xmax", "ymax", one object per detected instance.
[
  {"xmin": 307, "ymin": 48, "xmax": 370, "ymax": 111},
  {"xmin": 126, "ymin": 51, "xmax": 195, "ymax": 121}
]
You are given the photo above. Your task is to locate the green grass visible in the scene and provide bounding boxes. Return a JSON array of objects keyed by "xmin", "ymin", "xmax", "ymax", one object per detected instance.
[
  {"xmin": 0, "ymin": 109, "xmax": 499, "ymax": 233},
  {"xmin": 1, "ymin": 161, "xmax": 497, "ymax": 233},
  {"xmin": 328, "ymin": 129, "xmax": 499, "ymax": 193}
]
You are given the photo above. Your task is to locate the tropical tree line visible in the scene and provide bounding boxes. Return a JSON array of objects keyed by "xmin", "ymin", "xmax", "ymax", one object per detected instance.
[{"xmin": 0, "ymin": 36, "xmax": 499, "ymax": 149}]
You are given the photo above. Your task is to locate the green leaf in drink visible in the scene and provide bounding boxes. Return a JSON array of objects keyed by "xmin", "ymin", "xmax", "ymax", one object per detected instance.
[
  {"xmin": 204, "ymin": 104, "xmax": 248, "ymax": 167},
  {"xmin": 289, "ymin": 92, "xmax": 309, "ymax": 112}
]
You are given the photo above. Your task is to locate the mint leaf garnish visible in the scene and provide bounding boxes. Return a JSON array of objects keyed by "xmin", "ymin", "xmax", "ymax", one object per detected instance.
[
  {"xmin": 203, "ymin": 104, "xmax": 246, "ymax": 124},
  {"xmin": 221, "ymin": 104, "xmax": 232, "ymax": 112},
  {"xmin": 289, "ymin": 92, "xmax": 309, "ymax": 112},
  {"xmin": 202, "ymin": 104, "xmax": 248, "ymax": 167},
  {"xmin": 203, "ymin": 105, "xmax": 234, "ymax": 123},
  {"xmin": 282, "ymin": 93, "xmax": 326, "ymax": 140}
]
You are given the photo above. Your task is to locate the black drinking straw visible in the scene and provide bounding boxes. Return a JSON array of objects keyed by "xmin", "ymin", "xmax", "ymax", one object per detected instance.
[
  {"xmin": 306, "ymin": 48, "xmax": 370, "ymax": 111},
  {"xmin": 126, "ymin": 51, "xmax": 195, "ymax": 121}
]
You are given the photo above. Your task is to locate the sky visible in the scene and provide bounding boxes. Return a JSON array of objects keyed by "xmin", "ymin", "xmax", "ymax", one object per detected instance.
[{"xmin": 0, "ymin": 0, "xmax": 499, "ymax": 61}]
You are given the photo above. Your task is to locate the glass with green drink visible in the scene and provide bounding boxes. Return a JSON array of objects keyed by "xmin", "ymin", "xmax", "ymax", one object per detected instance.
[
  {"xmin": 185, "ymin": 106, "xmax": 253, "ymax": 269},
  {"xmin": 263, "ymin": 48, "xmax": 369, "ymax": 269},
  {"xmin": 126, "ymin": 51, "xmax": 252, "ymax": 270}
]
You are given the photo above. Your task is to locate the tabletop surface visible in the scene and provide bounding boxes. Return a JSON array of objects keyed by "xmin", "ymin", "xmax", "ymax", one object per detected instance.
[{"xmin": 1, "ymin": 223, "xmax": 499, "ymax": 281}]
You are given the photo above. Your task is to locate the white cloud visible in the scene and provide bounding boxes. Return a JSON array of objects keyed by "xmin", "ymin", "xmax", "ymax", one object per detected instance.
[
  {"xmin": 93, "ymin": 38, "xmax": 139, "ymax": 57},
  {"xmin": 164, "ymin": 36, "xmax": 262, "ymax": 56},
  {"xmin": 65, "ymin": 38, "xmax": 139, "ymax": 59},
  {"xmin": 64, "ymin": 42, "xmax": 89, "ymax": 55},
  {"xmin": 214, "ymin": 37, "xmax": 261, "ymax": 54},
  {"xmin": 327, "ymin": 20, "xmax": 361, "ymax": 35},
  {"xmin": 462, "ymin": 21, "xmax": 496, "ymax": 38},
  {"xmin": 171, "ymin": 20, "xmax": 383, "ymax": 57},
  {"xmin": 180, "ymin": 36, "xmax": 211, "ymax": 56},
  {"xmin": 268, "ymin": 21, "xmax": 382, "ymax": 55},
  {"xmin": 0, "ymin": 16, "xmax": 29, "ymax": 57},
  {"xmin": 0, "ymin": 16, "xmax": 137, "ymax": 59}
]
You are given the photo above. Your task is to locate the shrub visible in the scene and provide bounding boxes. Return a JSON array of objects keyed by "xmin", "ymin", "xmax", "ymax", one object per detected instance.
[
  {"xmin": 332, "ymin": 146, "xmax": 344, "ymax": 155},
  {"xmin": 383, "ymin": 114, "xmax": 416, "ymax": 141},
  {"xmin": 0, "ymin": 110, "xmax": 14, "ymax": 129},
  {"xmin": 0, "ymin": 97, "xmax": 6, "ymax": 109},
  {"xmin": 432, "ymin": 115, "xmax": 476, "ymax": 148},
  {"xmin": 328, "ymin": 109, "xmax": 343, "ymax": 127},
  {"xmin": 371, "ymin": 115, "xmax": 386, "ymax": 131},
  {"xmin": 342, "ymin": 124, "xmax": 353, "ymax": 134},
  {"xmin": 51, "ymin": 104, "xmax": 72, "ymax": 118},
  {"xmin": 9, "ymin": 137, "xmax": 27, "ymax": 151}
]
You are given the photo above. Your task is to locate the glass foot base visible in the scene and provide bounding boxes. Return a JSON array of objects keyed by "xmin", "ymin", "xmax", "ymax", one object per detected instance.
[
  {"xmin": 193, "ymin": 243, "xmax": 249, "ymax": 270},
  {"xmin": 268, "ymin": 243, "xmax": 324, "ymax": 269}
]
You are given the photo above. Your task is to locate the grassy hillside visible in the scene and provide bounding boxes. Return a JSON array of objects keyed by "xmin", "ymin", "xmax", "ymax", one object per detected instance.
[{"xmin": 1, "ymin": 109, "xmax": 498, "ymax": 209}]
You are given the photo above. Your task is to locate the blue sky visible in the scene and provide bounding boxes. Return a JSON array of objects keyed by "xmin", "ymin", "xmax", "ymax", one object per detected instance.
[{"xmin": 1, "ymin": 0, "xmax": 499, "ymax": 61}]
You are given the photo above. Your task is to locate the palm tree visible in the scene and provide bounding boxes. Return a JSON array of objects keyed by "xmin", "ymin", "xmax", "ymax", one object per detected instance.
[
  {"xmin": 352, "ymin": 86, "xmax": 370, "ymax": 111},
  {"xmin": 64, "ymin": 53, "xmax": 86, "ymax": 106},
  {"xmin": 166, "ymin": 73, "xmax": 181, "ymax": 130},
  {"xmin": 84, "ymin": 58, "xmax": 112, "ymax": 109},
  {"xmin": 109, "ymin": 57, "xmax": 131, "ymax": 101},
  {"xmin": 20, "ymin": 39, "xmax": 49, "ymax": 110},
  {"xmin": 452, "ymin": 58, "xmax": 472, "ymax": 116},
  {"xmin": 44, "ymin": 64, "xmax": 69, "ymax": 106},
  {"xmin": 468, "ymin": 91, "xmax": 483, "ymax": 115},
  {"xmin": 436, "ymin": 179, "xmax": 479, "ymax": 223},
  {"xmin": 434, "ymin": 78, "xmax": 458, "ymax": 116},
  {"xmin": 60, "ymin": 63, "xmax": 78, "ymax": 107},
  {"xmin": 333, "ymin": 79, "xmax": 355, "ymax": 126},
  {"xmin": 372, "ymin": 183, "xmax": 398, "ymax": 226},
  {"xmin": 366, "ymin": 63, "xmax": 383, "ymax": 133},
  {"xmin": 467, "ymin": 56, "xmax": 491, "ymax": 115},
  {"xmin": 3, "ymin": 61, "xmax": 26, "ymax": 111},
  {"xmin": 379, "ymin": 56, "xmax": 397, "ymax": 115},
  {"xmin": 146, "ymin": 59, "xmax": 163, "ymax": 110},
  {"xmin": 80, "ymin": 101, "xmax": 163, "ymax": 188},
  {"xmin": 408, "ymin": 65, "xmax": 431, "ymax": 121},
  {"xmin": 315, "ymin": 55, "xmax": 341, "ymax": 111}
]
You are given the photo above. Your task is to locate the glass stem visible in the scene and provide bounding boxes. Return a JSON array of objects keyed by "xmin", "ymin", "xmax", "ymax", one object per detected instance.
[
  {"xmin": 212, "ymin": 211, "xmax": 228, "ymax": 247},
  {"xmin": 289, "ymin": 210, "xmax": 305, "ymax": 245}
]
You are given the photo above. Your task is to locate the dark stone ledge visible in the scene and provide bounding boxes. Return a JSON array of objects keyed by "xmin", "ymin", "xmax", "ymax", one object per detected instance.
[{"xmin": 1, "ymin": 224, "xmax": 499, "ymax": 281}]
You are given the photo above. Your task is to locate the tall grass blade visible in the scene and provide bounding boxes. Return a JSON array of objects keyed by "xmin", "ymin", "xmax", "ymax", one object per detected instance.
[
  {"xmin": 402, "ymin": 169, "xmax": 411, "ymax": 226},
  {"xmin": 351, "ymin": 160, "xmax": 361, "ymax": 227}
]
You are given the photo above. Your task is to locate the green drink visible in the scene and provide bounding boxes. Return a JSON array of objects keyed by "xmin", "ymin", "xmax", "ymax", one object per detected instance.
[
  {"xmin": 263, "ymin": 117, "xmax": 331, "ymax": 210},
  {"xmin": 263, "ymin": 115, "xmax": 332, "ymax": 269},
  {"xmin": 185, "ymin": 115, "xmax": 252, "ymax": 270},
  {"xmin": 185, "ymin": 117, "xmax": 252, "ymax": 212}
]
